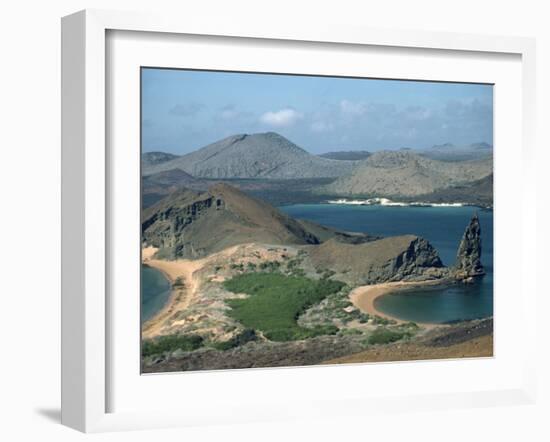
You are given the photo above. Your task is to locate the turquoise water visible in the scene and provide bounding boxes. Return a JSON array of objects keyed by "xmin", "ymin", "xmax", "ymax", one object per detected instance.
[
  {"xmin": 280, "ymin": 204, "xmax": 493, "ymax": 323},
  {"xmin": 141, "ymin": 265, "xmax": 171, "ymax": 322}
]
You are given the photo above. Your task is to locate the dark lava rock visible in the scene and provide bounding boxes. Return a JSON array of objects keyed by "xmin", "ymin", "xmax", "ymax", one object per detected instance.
[{"xmin": 454, "ymin": 214, "xmax": 485, "ymax": 281}]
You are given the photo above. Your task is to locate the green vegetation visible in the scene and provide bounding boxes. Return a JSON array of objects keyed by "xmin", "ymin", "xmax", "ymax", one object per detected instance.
[
  {"xmin": 321, "ymin": 269, "xmax": 336, "ymax": 280},
  {"xmin": 142, "ymin": 334, "xmax": 203, "ymax": 357},
  {"xmin": 367, "ymin": 327, "xmax": 413, "ymax": 345},
  {"xmin": 212, "ymin": 328, "xmax": 258, "ymax": 351},
  {"xmin": 230, "ymin": 263, "xmax": 245, "ymax": 271},
  {"xmin": 246, "ymin": 262, "xmax": 257, "ymax": 271},
  {"xmin": 223, "ymin": 272, "xmax": 344, "ymax": 341},
  {"xmin": 296, "ymin": 284, "xmax": 371, "ymax": 328},
  {"xmin": 345, "ymin": 309, "xmax": 370, "ymax": 324},
  {"xmin": 289, "ymin": 268, "xmax": 306, "ymax": 277},
  {"xmin": 372, "ymin": 315, "xmax": 396, "ymax": 325},
  {"xmin": 338, "ymin": 328, "xmax": 364, "ymax": 336},
  {"xmin": 259, "ymin": 260, "xmax": 281, "ymax": 272},
  {"xmin": 285, "ymin": 256, "xmax": 306, "ymax": 277},
  {"xmin": 286, "ymin": 258, "xmax": 301, "ymax": 271}
]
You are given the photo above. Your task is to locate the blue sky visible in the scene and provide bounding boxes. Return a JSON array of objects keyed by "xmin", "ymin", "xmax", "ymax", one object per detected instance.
[{"xmin": 141, "ymin": 68, "xmax": 493, "ymax": 154}]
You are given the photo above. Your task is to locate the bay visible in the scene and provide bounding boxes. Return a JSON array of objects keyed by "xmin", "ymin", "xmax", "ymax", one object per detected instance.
[{"xmin": 280, "ymin": 204, "xmax": 493, "ymax": 323}]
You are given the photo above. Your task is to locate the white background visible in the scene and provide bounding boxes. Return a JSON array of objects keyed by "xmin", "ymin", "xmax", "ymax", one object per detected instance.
[
  {"xmin": 0, "ymin": 0, "xmax": 548, "ymax": 441},
  {"xmin": 109, "ymin": 30, "xmax": 524, "ymax": 414}
]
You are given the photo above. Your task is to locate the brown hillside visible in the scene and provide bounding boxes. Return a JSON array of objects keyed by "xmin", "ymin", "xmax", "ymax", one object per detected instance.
[
  {"xmin": 309, "ymin": 235, "xmax": 446, "ymax": 285},
  {"xmin": 142, "ymin": 183, "xmax": 320, "ymax": 259}
]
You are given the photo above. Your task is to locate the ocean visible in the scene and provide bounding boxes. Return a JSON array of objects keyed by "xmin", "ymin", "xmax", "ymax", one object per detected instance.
[
  {"xmin": 141, "ymin": 265, "xmax": 171, "ymax": 322},
  {"xmin": 280, "ymin": 204, "xmax": 493, "ymax": 324}
]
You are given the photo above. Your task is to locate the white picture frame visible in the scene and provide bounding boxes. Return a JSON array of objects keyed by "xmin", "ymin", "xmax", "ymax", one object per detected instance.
[{"xmin": 61, "ymin": 9, "xmax": 537, "ymax": 433}]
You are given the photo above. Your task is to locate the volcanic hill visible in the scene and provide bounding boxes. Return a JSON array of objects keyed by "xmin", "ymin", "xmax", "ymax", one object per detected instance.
[
  {"xmin": 142, "ymin": 132, "xmax": 358, "ymax": 179},
  {"xmin": 323, "ymin": 150, "xmax": 492, "ymax": 198}
]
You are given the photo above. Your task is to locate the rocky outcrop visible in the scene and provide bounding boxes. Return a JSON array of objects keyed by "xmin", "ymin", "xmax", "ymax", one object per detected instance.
[
  {"xmin": 141, "ymin": 184, "xmax": 325, "ymax": 259},
  {"xmin": 454, "ymin": 214, "xmax": 485, "ymax": 282},
  {"xmin": 383, "ymin": 237, "xmax": 444, "ymax": 281},
  {"xmin": 309, "ymin": 235, "xmax": 448, "ymax": 285},
  {"xmin": 142, "ymin": 191, "xmax": 220, "ymax": 258}
]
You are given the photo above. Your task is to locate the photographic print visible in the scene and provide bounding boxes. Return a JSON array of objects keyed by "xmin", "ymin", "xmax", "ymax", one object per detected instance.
[{"xmin": 140, "ymin": 68, "xmax": 493, "ymax": 373}]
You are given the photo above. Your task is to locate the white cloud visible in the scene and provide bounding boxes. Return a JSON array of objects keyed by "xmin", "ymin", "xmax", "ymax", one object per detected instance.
[{"xmin": 260, "ymin": 108, "xmax": 303, "ymax": 127}]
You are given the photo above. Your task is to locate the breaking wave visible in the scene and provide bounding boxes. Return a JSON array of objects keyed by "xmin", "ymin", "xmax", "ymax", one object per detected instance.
[{"xmin": 326, "ymin": 198, "xmax": 464, "ymax": 208}]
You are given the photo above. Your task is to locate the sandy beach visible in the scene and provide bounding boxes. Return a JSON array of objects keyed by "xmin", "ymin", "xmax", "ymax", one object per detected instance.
[
  {"xmin": 141, "ymin": 247, "xmax": 208, "ymax": 339},
  {"xmin": 350, "ymin": 280, "xmax": 448, "ymax": 326},
  {"xmin": 141, "ymin": 244, "xmax": 260, "ymax": 339}
]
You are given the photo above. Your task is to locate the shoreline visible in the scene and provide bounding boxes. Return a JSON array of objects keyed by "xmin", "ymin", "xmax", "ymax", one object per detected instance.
[
  {"xmin": 349, "ymin": 280, "xmax": 451, "ymax": 327},
  {"xmin": 141, "ymin": 262, "xmax": 177, "ymax": 338},
  {"xmin": 141, "ymin": 263, "xmax": 174, "ymax": 323},
  {"xmin": 323, "ymin": 199, "xmax": 492, "ymax": 210},
  {"xmin": 141, "ymin": 247, "xmax": 205, "ymax": 339},
  {"xmin": 140, "ymin": 245, "xmax": 245, "ymax": 339}
]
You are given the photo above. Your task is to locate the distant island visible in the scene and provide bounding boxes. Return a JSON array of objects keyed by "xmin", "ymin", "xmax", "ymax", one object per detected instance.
[{"xmin": 142, "ymin": 132, "xmax": 493, "ymax": 209}]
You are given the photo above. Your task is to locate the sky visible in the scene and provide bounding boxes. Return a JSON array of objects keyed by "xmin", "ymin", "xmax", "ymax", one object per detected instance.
[{"xmin": 141, "ymin": 68, "xmax": 493, "ymax": 155}]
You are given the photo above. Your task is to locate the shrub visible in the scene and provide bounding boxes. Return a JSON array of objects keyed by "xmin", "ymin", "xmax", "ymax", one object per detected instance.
[
  {"xmin": 368, "ymin": 328, "xmax": 410, "ymax": 345},
  {"xmin": 339, "ymin": 328, "xmax": 363, "ymax": 336},
  {"xmin": 287, "ymin": 259, "xmax": 301, "ymax": 270},
  {"xmin": 259, "ymin": 261, "xmax": 281, "ymax": 272},
  {"xmin": 142, "ymin": 334, "xmax": 203, "ymax": 357},
  {"xmin": 223, "ymin": 273, "xmax": 344, "ymax": 342},
  {"xmin": 372, "ymin": 315, "xmax": 393, "ymax": 325},
  {"xmin": 246, "ymin": 262, "xmax": 257, "ymax": 271},
  {"xmin": 213, "ymin": 328, "xmax": 258, "ymax": 351}
]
